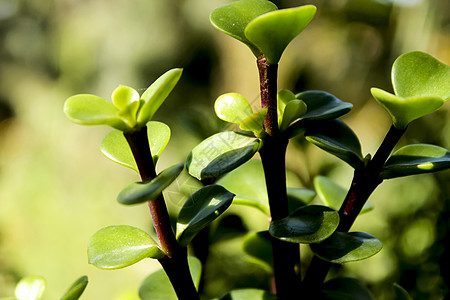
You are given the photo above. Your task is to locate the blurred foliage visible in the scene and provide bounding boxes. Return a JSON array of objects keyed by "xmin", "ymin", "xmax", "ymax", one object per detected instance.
[{"xmin": 0, "ymin": 0, "xmax": 448, "ymax": 299}]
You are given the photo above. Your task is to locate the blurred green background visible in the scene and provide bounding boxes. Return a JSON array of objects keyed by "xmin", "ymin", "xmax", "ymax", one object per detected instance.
[{"xmin": 0, "ymin": 0, "xmax": 449, "ymax": 299}]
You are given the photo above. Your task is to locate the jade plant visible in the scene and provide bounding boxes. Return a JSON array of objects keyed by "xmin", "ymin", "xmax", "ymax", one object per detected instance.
[{"xmin": 62, "ymin": 0, "xmax": 450, "ymax": 299}]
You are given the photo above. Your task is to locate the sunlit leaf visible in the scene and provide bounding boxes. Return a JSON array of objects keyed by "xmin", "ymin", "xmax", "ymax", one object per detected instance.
[
  {"xmin": 279, "ymin": 99, "xmax": 307, "ymax": 132},
  {"xmin": 88, "ymin": 225, "xmax": 164, "ymax": 270},
  {"xmin": 15, "ymin": 276, "xmax": 46, "ymax": 300},
  {"xmin": 269, "ymin": 205, "xmax": 339, "ymax": 244},
  {"xmin": 139, "ymin": 256, "xmax": 202, "ymax": 300},
  {"xmin": 215, "ymin": 93, "xmax": 254, "ymax": 125},
  {"xmin": 59, "ymin": 276, "xmax": 88, "ymax": 300},
  {"xmin": 245, "ymin": 5, "xmax": 316, "ymax": 64},
  {"xmin": 239, "ymin": 107, "xmax": 267, "ymax": 136},
  {"xmin": 321, "ymin": 277, "xmax": 374, "ymax": 300},
  {"xmin": 176, "ymin": 185, "xmax": 235, "ymax": 247},
  {"xmin": 296, "ymin": 91, "xmax": 353, "ymax": 121},
  {"xmin": 277, "ymin": 89, "xmax": 296, "ymax": 126},
  {"xmin": 218, "ymin": 289, "xmax": 277, "ymax": 300},
  {"xmin": 111, "ymin": 85, "xmax": 140, "ymax": 111},
  {"xmin": 118, "ymin": 163, "xmax": 184, "ymax": 205},
  {"xmin": 311, "ymin": 231, "xmax": 382, "ymax": 263},
  {"xmin": 186, "ymin": 131, "xmax": 260, "ymax": 180},
  {"xmin": 242, "ymin": 231, "xmax": 273, "ymax": 272}
]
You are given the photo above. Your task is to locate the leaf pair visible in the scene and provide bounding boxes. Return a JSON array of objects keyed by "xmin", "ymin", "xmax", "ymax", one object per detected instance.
[
  {"xmin": 64, "ymin": 68, "xmax": 182, "ymax": 132},
  {"xmin": 210, "ymin": 0, "xmax": 316, "ymax": 64}
]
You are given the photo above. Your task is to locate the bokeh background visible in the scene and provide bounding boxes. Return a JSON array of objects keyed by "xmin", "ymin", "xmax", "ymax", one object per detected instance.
[{"xmin": 0, "ymin": 0, "xmax": 449, "ymax": 299}]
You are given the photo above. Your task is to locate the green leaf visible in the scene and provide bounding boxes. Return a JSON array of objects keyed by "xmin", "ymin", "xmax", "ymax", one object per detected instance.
[
  {"xmin": 311, "ymin": 231, "xmax": 382, "ymax": 263},
  {"xmin": 176, "ymin": 185, "xmax": 235, "ymax": 246},
  {"xmin": 218, "ymin": 289, "xmax": 277, "ymax": 300},
  {"xmin": 111, "ymin": 85, "xmax": 140, "ymax": 111},
  {"xmin": 139, "ymin": 256, "xmax": 202, "ymax": 300},
  {"xmin": 87, "ymin": 225, "xmax": 164, "ymax": 270},
  {"xmin": 186, "ymin": 131, "xmax": 260, "ymax": 180},
  {"xmin": 321, "ymin": 277, "xmax": 374, "ymax": 300},
  {"xmin": 210, "ymin": 0, "xmax": 278, "ymax": 57},
  {"xmin": 296, "ymin": 90, "xmax": 353, "ymax": 121},
  {"xmin": 15, "ymin": 276, "xmax": 46, "ymax": 300},
  {"xmin": 305, "ymin": 120, "xmax": 364, "ymax": 169},
  {"xmin": 64, "ymin": 94, "xmax": 128, "ymax": 131},
  {"xmin": 239, "ymin": 107, "xmax": 267, "ymax": 136},
  {"xmin": 137, "ymin": 68, "xmax": 183, "ymax": 126},
  {"xmin": 215, "ymin": 93, "xmax": 254, "ymax": 125},
  {"xmin": 277, "ymin": 89, "xmax": 296, "ymax": 125},
  {"xmin": 269, "ymin": 205, "xmax": 339, "ymax": 244},
  {"xmin": 118, "ymin": 163, "xmax": 184, "ymax": 205},
  {"xmin": 393, "ymin": 283, "xmax": 413, "ymax": 300},
  {"xmin": 287, "ymin": 187, "xmax": 316, "ymax": 205},
  {"xmin": 100, "ymin": 121, "xmax": 171, "ymax": 171},
  {"xmin": 245, "ymin": 5, "xmax": 316, "ymax": 64},
  {"xmin": 242, "ymin": 231, "xmax": 273, "ymax": 271},
  {"xmin": 381, "ymin": 144, "xmax": 450, "ymax": 179},
  {"xmin": 279, "ymin": 99, "xmax": 307, "ymax": 132},
  {"xmin": 59, "ymin": 276, "xmax": 88, "ymax": 300},
  {"xmin": 314, "ymin": 176, "xmax": 373, "ymax": 214}
]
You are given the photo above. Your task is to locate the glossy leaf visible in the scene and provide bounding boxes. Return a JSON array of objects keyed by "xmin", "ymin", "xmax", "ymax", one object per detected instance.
[
  {"xmin": 296, "ymin": 91, "xmax": 353, "ymax": 121},
  {"xmin": 277, "ymin": 89, "xmax": 296, "ymax": 125},
  {"xmin": 215, "ymin": 93, "xmax": 254, "ymax": 125},
  {"xmin": 382, "ymin": 144, "xmax": 450, "ymax": 179},
  {"xmin": 176, "ymin": 185, "xmax": 235, "ymax": 246},
  {"xmin": 393, "ymin": 283, "xmax": 413, "ymax": 300},
  {"xmin": 314, "ymin": 176, "xmax": 373, "ymax": 214},
  {"xmin": 239, "ymin": 107, "xmax": 267, "ymax": 136},
  {"xmin": 118, "ymin": 163, "xmax": 184, "ymax": 205},
  {"xmin": 218, "ymin": 289, "xmax": 277, "ymax": 300},
  {"xmin": 245, "ymin": 5, "xmax": 316, "ymax": 64},
  {"xmin": 88, "ymin": 225, "xmax": 164, "ymax": 270},
  {"xmin": 111, "ymin": 85, "xmax": 140, "ymax": 111},
  {"xmin": 100, "ymin": 121, "xmax": 171, "ymax": 171},
  {"xmin": 139, "ymin": 256, "xmax": 202, "ymax": 300},
  {"xmin": 305, "ymin": 120, "xmax": 364, "ymax": 169},
  {"xmin": 137, "ymin": 68, "xmax": 183, "ymax": 126},
  {"xmin": 321, "ymin": 277, "xmax": 374, "ymax": 300},
  {"xmin": 186, "ymin": 131, "xmax": 260, "ymax": 180},
  {"xmin": 311, "ymin": 231, "xmax": 382, "ymax": 263},
  {"xmin": 269, "ymin": 205, "xmax": 339, "ymax": 244},
  {"xmin": 242, "ymin": 231, "xmax": 273, "ymax": 271},
  {"xmin": 279, "ymin": 99, "xmax": 307, "ymax": 131},
  {"xmin": 59, "ymin": 276, "xmax": 88, "ymax": 300},
  {"xmin": 15, "ymin": 276, "xmax": 46, "ymax": 300},
  {"xmin": 210, "ymin": 0, "xmax": 278, "ymax": 57}
]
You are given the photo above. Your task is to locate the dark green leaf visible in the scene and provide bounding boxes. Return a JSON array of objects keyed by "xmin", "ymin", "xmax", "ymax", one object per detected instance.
[
  {"xmin": 219, "ymin": 289, "xmax": 277, "ymax": 300},
  {"xmin": 15, "ymin": 276, "xmax": 46, "ymax": 300},
  {"xmin": 176, "ymin": 185, "xmax": 235, "ymax": 246},
  {"xmin": 242, "ymin": 231, "xmax": 273, "ymax": 271},
  {"xmin": 269, "ymin": 205, "xmax": 339, "ymax": 244},
  {"xmin": 59, "ymin": 276, "xmax": 88, "ymax": 300},
  {"xmin": 87, "ymin": 225, "xmax": 164, "ymax": 270},
  {"xmin": 311, "ymin": 231, "xmax": 382, "ymax": 263},
  {"xmin": 117, "ymin": 163, "xmax": 184, "ymax": 205},
  {"xmin": 393, "ymin": 283, "xmax": 413, "ymax": 300},
  {"xmin": 296, "ymin": 91, "xmax": 353, "ymax": 121},
  {"xmin": 305, "ymin": 120, "xmax": 364, "ymax": 169},
  {"xmin": 321, "ymin": 277, "xmax": 374, "ymax": 300},
  {"xmin": 186, "ymin": 131, "xmax": 260, "ymax": 180},
  {"xmin": 139, "ymin": 256, "xmax": 202, "ymax": 300},
  {"xmin": 381, "ymin": 144, "xmax": 450, "ymax": 179}
]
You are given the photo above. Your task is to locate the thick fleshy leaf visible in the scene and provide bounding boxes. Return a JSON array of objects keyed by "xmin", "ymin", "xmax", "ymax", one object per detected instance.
[
  {"xmin": 186, "ymin": 131, "xmax": 260, "ymax": 180},
  {"xmin": 305, "ymin": 120, "xmax": 364, "ymax": 169},
  {"xmin": 137, "ymin": 68, "xmax": 183, "ymax": 126},
  {"xmin": 296, "ymin": 91, "xmax": 353, "ymax": 121},
  {"xmin": 218, "ymin": 289, "xmax": 277, "ymax": 300},
  {"xmin": 210, "ymin": 0, "xmax": 278, "ymax": 57},
  {"xmin": 311, "ymin": 231, "xmax": 382, "ymax": 263},
  {"xmin": 59, "ymin": 276, "xmax": 88, "ymax": 300},
  {"xmin": 269, "ymin": 205, "xmax": 339, "ymax": 244},
  {"xmin": 111, "ymin": 85, "xmax": 140, "ymax": 111},
  {"xmin": 277, "ymin": 89, "xmax": 296, "ymax": 125},
  {"xmin": 176, "ymin": 185, "xmax": 235, "ymax": 246},
  {"xmin": 100, "ymin": 121, "xmax": 171, "ymax": 171},
  {"xmin": 215, "ymin": 93, "xmax": 254, "ymax": 125},
  {"xmin": 321, "ymin": 277, "xmax": 374, "ymax": 300},
  {"xmin": 392, "ymin": 51, "xmax": 450, "ymax": 101},
  {"xmin": 64, "ymin": 94, "xmax": 128, "ymax": 131},
  {"xmin": 314, "ymin": 176, "xmax": 373, "ymax": 214},
  {"xmin": 87, "ymin": 225, "xmax": 164, "ymax": 270},
  {"xmin": 279, "ymin": 99, "xmax": 307, "ymax": 131},
  {"xmin": 245, "ymin": 5, "xmax": 316, "ymax": 64},
  {"xmin": 239, "ymin": 107, "xmax": 267, "ymax": 136},
  {"xmin": 118, "ymin": 163, "xmax": 184, "ymax": 205},
  {"xmin": 371, "ymin": 88, "xmax": 444, "ymax": 129},
  {"xmin": 381, "ymin": 144, "xmax": 450, "ymax": 179},
  {"xmin": 393, "ymin": 283, "xmax": 413, "ymax": 300},
  {"xmin": 139, "ymin": 256, "xmax": 201, "ymax": 300},
  {"xmin": 242, "ymin": 231, "xmax": 273, "ymax": 271},
  {"xmin": 15, "ymin": 276, "xmax": 46, "ymax": 300}
]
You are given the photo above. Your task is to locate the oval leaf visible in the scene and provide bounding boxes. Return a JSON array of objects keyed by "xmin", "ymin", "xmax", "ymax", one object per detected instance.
[
  {"xmin": 305, "ymin": 120, "xmax": 364, "ymax": 169},
  {"xmin": 118, "ymin": 163, "xmax": 184, "ymax": 205},
  {"xmin": 111, "ymin": 85, "xmax": 140, "ymax": 111},
  {"xmin": 279, "ymin": 99, "xmax": 307, "ymax": 132},
  {"xmin": 245, "ymin": 5, "xmax": 316, "ymax": 64},
  {"xmin": 239, "ymin": 107, "xmax": 267, "ymax": 136},
  {"xmin": 15, "ymin": 276, "xmax": 46, "ymax": 300},
  {"xmin": 59, "ymin": 276, "xmax": 88, "ymax": 300},
  {"xmin": 176, "ymin": 185, "xmax": 235, "ymax": 247},
  {"xmin": 321, "ymin": 277, "xmax": 374, "ymax": 300},
  {"xmin": 219, "ymin": 289, "xmax": 277, "ymax": 300},
  {"xmin": 88, "ymin": 225, "xmax": 164, "ymax": 270},
  {"xmin": 296, "ymin": 90, "xmax": 353, "ymax": 121},
  {"xmin": 137, "ymin": 68, "xmax": 183, "ymax": 126},
  {"xmin": 381, "ymin": 144, "xmax": 450, "ymax": 179},
  {"xmin": 186, "ymin": 131, "xmax": 260, "ymax": 180},
  {"xmin": 215, "ymin": 93, "xmax": 254, "ymax": 125},
  {"xmin": 269, "ymin": 205, "xmax": 339, "ymax": 244},
  {"xmin": 139, "ymin": 256, "xmax": 202, "ymax": 300},
  {"xmin": 277, "ymin": 89, "xmax": 296, "ymax": 125},
  {"xmin": 310, "ymin": 231, "xmax": 382, "ymax": 263},
  {"xmin": 210, "ymin": 0, "xmax": 278, "ymax": 57}
]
